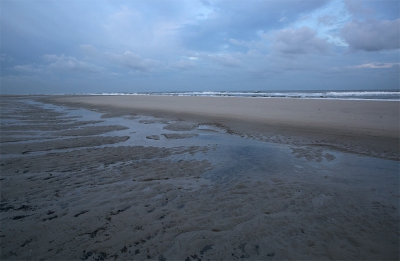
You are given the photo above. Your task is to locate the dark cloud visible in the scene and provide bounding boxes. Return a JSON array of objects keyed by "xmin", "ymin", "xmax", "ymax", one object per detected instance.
[
  {"xmin": 272, "ymin": 27, "xmax": 331, "ymax": 55},
  {"xmin": 179, "ymin": 0, "xmax": 330, "ymax": 52},
  {"xmin": 341, "ymin": 18, "xmax": 400, "ymax": 51},
  {"xmin": 1, "ymin": 0, "xmax": 399, "ymax": 93}
]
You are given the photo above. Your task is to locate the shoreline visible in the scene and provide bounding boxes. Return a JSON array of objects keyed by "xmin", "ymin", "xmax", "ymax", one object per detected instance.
[{"xmin": 39, "ymin": 95, "xmax": 400, "ymax": 160}]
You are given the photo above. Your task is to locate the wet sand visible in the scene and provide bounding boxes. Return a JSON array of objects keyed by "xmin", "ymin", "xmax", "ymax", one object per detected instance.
[{"xmin": 1, "ymin": 96, "xmax": 399, "ymax": 260}]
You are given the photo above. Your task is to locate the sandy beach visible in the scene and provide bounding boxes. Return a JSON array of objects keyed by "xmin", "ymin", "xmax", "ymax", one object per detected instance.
[{"xmin": 1, "ymin": 95, "xmax": 399, "ymax": 260}]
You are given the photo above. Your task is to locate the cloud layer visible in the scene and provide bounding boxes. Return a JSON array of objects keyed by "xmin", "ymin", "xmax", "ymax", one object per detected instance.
[
  {"xmin": 341, "ymin": 18, "xmax": 400, "ymax": 51},
  {"xmin": 272, "ymin": 27, "xmax": 330, "ymax": 55},
  {"xmin": 1, "ymin": 0, "xmax": 399, "ymax": 94}
]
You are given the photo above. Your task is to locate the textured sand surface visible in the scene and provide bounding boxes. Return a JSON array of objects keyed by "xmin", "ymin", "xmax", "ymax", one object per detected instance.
[{"xmin": 1, "ymin": 96, "xmax": 399, "ymax": 260}]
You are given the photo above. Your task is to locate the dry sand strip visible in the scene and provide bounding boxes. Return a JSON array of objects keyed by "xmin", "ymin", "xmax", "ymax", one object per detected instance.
[{"xmin": 41, "ymin": 95, "xmax": 400, "ymax": 160}]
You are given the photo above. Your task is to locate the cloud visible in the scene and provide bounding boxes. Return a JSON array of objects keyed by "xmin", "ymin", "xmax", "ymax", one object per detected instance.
[
  {"xmin": 344, "ymin": 0, "xmax": 373, "ymax": 15},
  {"xmin": 44, "ymin": 54, "xmax": 103, "ymax": 73},
  {"xmin": 272, "ymin": 26, "xmax": 331, "ymax": 55},
  {"xmin": 43, "ymin": 50, "xmax": 161, "ymax": 75},
  {"xmin": 1, "ymin": 53, "xmax": 14, "ymax": 62},
  {"xmin": 229, "ymin": 38, "xmax": 267, "ymax": 52},
  {"xmin": 279, "ymin": 17, "xmax": 287, "ymax": 23},
  {"xmin": 80, "ymin": 45, "xmax": 99, "ymax": 57},
  {"xmin": 205, "ymin": 54, "xmax": 241, "ymax": 67},
  {"xmin": 169, "ymin": 59, "xmax": 196, "ymax": 70},
  {"xmin": 1, "ymin": 0, "xmax": 399, "ymax": 93},
  {"xmin": 199, "ymin": 0, "xmax": 212, "ymax": 6},
  {"xmin": 99, "ymin": 3, "xmax": 191, "ymax": 58},
  {"xmin": 349, "ymin": 62, "xmax": 400, "ymax": 69},
  {"xmin": 13, "ymin": 64, "xmax": 42, "ymax": 73},
  {"xmin": 110, "ymin": 51, "xmax": 161, "ymax": 72},
  {"xmin": 341, "ymin": 18, "xmax": 400, "ymax": 51},
  {"xmin": 229, "ymin": 26, "xmax": 332, "ymax": 56},
  {"xmin": 43, "ymin": 54, "xmax": 60, "ymax": 62},
  {"xmin": 178, "ymin": 0, "xmax": 330, "ymax": 52},
  {"xmin": 317, "ymin": 15, "xmax": 337, "ymax": 25}
]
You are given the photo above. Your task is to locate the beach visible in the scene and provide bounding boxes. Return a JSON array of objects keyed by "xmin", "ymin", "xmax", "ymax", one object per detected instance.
[
  {"xmin": 1, "ymin": 95, "xmax": 399, "ymax": 260},
  {"xmin": 44, "ymin": 95, "xmax": 399, "ymax": 160}
]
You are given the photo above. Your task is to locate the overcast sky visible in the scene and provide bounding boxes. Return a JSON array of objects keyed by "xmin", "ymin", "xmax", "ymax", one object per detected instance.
[{"xmin": 1, "ymin": 0, "xmax": 399, "ymax": 94}]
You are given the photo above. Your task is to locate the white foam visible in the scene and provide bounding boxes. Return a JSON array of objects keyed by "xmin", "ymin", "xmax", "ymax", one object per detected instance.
[{"xmin": 69, "ymin": 90, "xmax": 400, "ymax": 101}]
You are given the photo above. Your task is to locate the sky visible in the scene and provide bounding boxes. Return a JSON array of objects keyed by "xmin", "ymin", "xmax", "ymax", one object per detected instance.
[{"xmin": 1, "ymin": 0, "xmax": 399, "ymax": 94}]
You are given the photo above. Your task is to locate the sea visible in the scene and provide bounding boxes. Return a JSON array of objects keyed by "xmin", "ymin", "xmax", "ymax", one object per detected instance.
[{"xmin": 83, "ymin": 90, "xmax": 400, "ymax": 101}]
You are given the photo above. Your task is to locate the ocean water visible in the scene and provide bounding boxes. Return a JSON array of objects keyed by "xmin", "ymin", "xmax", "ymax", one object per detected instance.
[{"xmin": 83, "ymin": 90, "xmax": 400, "ymax": 101}]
